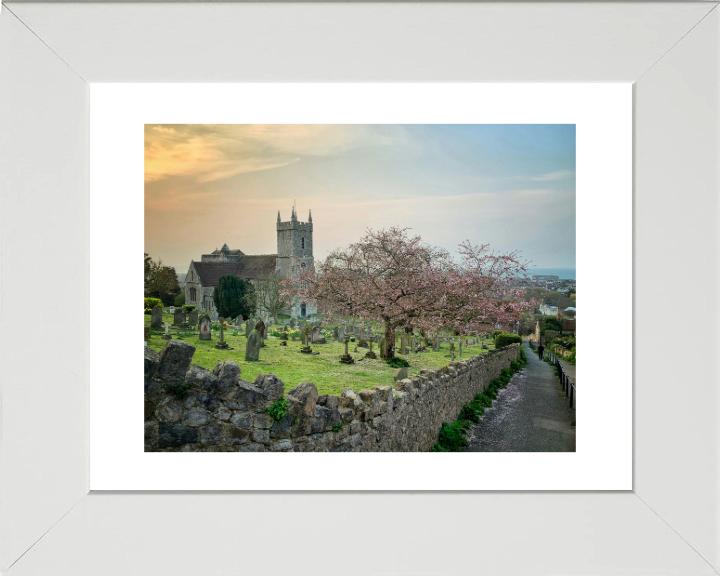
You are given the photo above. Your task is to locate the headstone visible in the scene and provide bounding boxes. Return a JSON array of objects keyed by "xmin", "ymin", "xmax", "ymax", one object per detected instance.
[
  {"xmin": 151, "ymin": 306, "xmax": 163, "ymax": 328},
  {"xmin": 340, "ymin": 335, "xmax": 355, "ymax": 364},
  {"xmin": 173, "ymin": 308, "xmax": 184, "ymax": 326},
  {"xmin": 394, "ymin": 367, "xmax": 408, "ymax": 381},
  {"xmin": 245, "ymin": 326, "xmax": 262, "ymax": 361},
  {"xmin": 211, "ymin": 310, "xmax": 219, "ymax": 323},
  {"xmin": 291, "ymin": 334, "xmax": 297, "ymax": 342},
  {"xmin": 300, "ymin": 327, "xmax": 313, "ymax": 354},
  {"xmin": 379, "ymin": 336, "xmax": 387, "ymax": 360},
  {"xmin": 400, "ymin": 335, "xmax": 408, "ymax": 355},
  {"xmin": 338, "ymin": 327, "xmax": 345, "ymax": 341},
  {"xmin": 365, "ymin": 335, "xmax": 377, "ymax": 359},
  {"xmin": 290, "ymin": 318, "xmax": 295, "ymax": 328},
  {"xmin": 169, "ymin": 306, "xmax": 175, "ymax": 315},
  {"xmin": 411, "ymin": 337, "xmax": 416, "ymax": 354},
  {"xmin": 198, "ymin": 314, "xmax": 212, "ymax": 340},
  {"xmin": 189, "ymin": 310, "xmax": 199, "ymax": 327},
  {"xmin": 162, "ymin": 321, "xmax": 172, "ymax": 340},
  {"xmin": 257, "ymin": 320, "xmax": 266, "ymax": 339},
  {"xmin": 215, "ymin": 317, "xmax": 230, "ymax": 349},
  {"xmin": 433, "ymin": 337, "xmax": 440, "ymax": 351},
  {"xmin": 245, "ymin": 320, "xmax": 252, "ymax": 337},
  {"xmin": 333, "ymin": 326, "xmax": 339, "ymax": 341},
  {"xmin": 311, "ymin": 326, "xmax": 320, "ymax": 344}
]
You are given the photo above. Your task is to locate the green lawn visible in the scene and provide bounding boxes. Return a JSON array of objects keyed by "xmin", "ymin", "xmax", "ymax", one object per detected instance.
[{"xmin": 145, "ymin": 315, "xmax": 495, "ymax": 396}]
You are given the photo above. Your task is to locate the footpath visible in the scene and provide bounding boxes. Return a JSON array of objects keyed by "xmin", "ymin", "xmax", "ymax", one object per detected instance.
[{"xmin": 463, "ymin": 343, "xmax": 576, "ymax": 452}]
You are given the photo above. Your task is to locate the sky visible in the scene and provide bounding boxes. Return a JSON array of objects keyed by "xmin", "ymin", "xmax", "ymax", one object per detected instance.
[{"xmin": 145, "ymin": 124, "xmax": 576, "ymax": 273}]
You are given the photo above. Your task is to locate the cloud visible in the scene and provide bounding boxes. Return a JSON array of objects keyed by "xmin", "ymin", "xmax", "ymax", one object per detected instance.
[
  {"xmin": 530, "ymin": 170, "xmax": 575, "ymax": 182},
  {"xmin": 144, "ymin": 124, "xmax": 403, "ymax": 184}
]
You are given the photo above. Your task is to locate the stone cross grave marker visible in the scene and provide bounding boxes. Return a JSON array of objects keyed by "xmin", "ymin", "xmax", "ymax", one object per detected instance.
[
  {"xmin": 340, "ymin": 335, "xmax": 354, "ymax": 364},
  {"xmin": 162, "ymin": 321, "xmax": 172, "ymax": 340},
  {"xmin": 215, "ymin": 317, "xmax": 230, "ymax": 349}
]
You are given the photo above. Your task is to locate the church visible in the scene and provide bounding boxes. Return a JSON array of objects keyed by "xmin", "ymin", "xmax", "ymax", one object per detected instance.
[{"xmin": 184, "ymin": 206, "xmax": 317, "ymax": 319}]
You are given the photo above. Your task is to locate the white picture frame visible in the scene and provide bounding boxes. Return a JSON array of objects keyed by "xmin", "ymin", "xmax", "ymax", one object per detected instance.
[{"xmin": 1, "ymin": 2, "xmax": 718, "ymax": 575}]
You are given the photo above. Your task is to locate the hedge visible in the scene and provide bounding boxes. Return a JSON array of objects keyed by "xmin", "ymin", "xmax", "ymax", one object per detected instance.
[
  {"xmin": 494, "ymin": 332, "xmax": 522, "ymax": 349},
  {"xmin": 144, "ymin": 297, "xmax": 163, "ymax": 310}
]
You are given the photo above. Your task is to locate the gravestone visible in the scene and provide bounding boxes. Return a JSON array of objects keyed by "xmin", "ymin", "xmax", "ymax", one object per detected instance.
[
  {"xmin": 311, "ymin": 326, "xmax": 320, "ymax": 344},
  {"xmin": 379, "ymin": 336, "xmax": 387, "ymax": 360},
  {"xmin": 411, "ymin": 337, "xmax": 416, "ymax": 354},
  {"xmin": 291, "ymin": 334, "xmax": 296, "ymax": 341},
  {"xmin": 358, "ymin": 338, "xmax": 368, "ymax": 349},
  {"xmin": 300, "ymin": 327, "xmax": 313, "ymax": 354},
  {"xmin": 162, "ymin": 321, "xmax": 172, "ymax": 340},
  {"xmin": 290, "ymin": 318, "xmax": 295, "ymax": 328},
  {"xmin": 333, "ymin": 326, "xmax": 339, "ymax": 341},
  {"xmin": 173, "ymin": 308, "xmax": 184, "ymax": 326},
  {"xmin": 198, "ymin": 315, "xmax": 212, "ymax": 340},
  {"xmin": 400, "ymin": 335, "xmax": 408, "ymax": 355},
  {"xmin": 245, "ymin": 320, "xmax": 252, "ymax": 337},
  {"xmin": 211, "ymin": 310, "xmax": 219, "ymax": 323},
  {"xmin": 433, "ymin": 337, "xmax": 440, "ymax": 352},
  {"xmin": 339, "ymin": 335, "xmax": 354, "ymax": 364},
  {"xmin": 365, "ymin": 335, "xmax": 377, "ymax": 359},
  {"xmin": 151, "ymin": 306, "xmax": 163, "ymax": 329},
  {"xmin": 188, "ymin": 310, "xmax": 198, "ymax": 327},
  {"xmin": 215, "ymin": 317, "xmax": 230, "ymax": 349},
  {"xmin": 245, "ymin": 325, "xmax": 262, "ymax": 361},
  {"xmin": 257, "ymin": 320, "xmax": 266, "ymax": 346},
  {"xmin": 338, "ymin": 327, "xmax": 345, "ymax": 341},
  {"xmin": 394, "ymin": 367, "xmax": 408, "ymax": 381},
  {"xmin": 169, "ymin": 306, "xmax": 175, "ymax": 315}
]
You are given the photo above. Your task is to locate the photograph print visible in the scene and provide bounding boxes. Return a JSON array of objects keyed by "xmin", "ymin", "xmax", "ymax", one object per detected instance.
[{"xmin": 143, "ymin": 124, "xmax": 576, "ymax": 453}]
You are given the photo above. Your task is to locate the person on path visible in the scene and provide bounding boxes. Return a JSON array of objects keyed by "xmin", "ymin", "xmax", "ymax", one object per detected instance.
[{"xmin": 537, "ymin": 343, "xmax": 545, "ymax": 361}]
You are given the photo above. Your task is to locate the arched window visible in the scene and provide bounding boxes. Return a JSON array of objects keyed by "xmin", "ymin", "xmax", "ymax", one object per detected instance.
[
  {"xmin": 301, "ymin": 237, "xmax": 305, "ymax": 249},
  {"xmin": 300, "ymin": 302, "xmax": 306, "ymax": 317}
]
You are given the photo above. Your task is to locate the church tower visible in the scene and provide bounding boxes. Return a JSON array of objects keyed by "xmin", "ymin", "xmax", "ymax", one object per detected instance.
[{"xmin": 276, "ymin": 206, "xmax": 314, "ymax": 278}]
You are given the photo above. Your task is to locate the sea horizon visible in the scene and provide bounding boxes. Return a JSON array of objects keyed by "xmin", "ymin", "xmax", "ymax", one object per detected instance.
[{"xmin": 529, "ymin": 267, "xmax": 576, "ymax": 280}]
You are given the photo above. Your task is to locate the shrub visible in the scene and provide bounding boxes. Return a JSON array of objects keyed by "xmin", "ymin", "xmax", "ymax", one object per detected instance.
[
  {"xmin": 144, "ymin": 308, "xmax": 152, "ymax": 315},
  {"xmin": 491, "ymin": 330, "xmax": 503, "ymax": 338},
  {"xmin": 432, "ymin": 422, "xmax": 469, "ymax": 452},
  {"xmin": 182, "ymin": 305, "xmax": 196, "ymax": 312},
  {"xmin": 494, "ymin": 332, "xmax": 522, "ymax": 349},
  {"xmin": 164, "ymin": 381, "xmax": 192, "ymax": 400},
  {"xmin": 144, "ymin": 297, "xmax": 163, "ymax": 310},
  {"xmin": 174, "ymin": 293, "xmax": 186, "ymax": 307},
  {"xmin": 267, "ymin": 396, "xmax": 288, "ymax": 421},
  {"xmin": 386, "ymin": 357, "xmax": 410, "ymax": 368}
]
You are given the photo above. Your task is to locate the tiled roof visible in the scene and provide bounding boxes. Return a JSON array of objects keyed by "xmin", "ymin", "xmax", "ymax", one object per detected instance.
[{"xmin": 193, "ymin": 255, "xmax": 278, "ymax": 286}]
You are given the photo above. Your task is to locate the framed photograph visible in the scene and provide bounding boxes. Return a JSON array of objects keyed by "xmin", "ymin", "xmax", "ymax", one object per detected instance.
[{"xmin": 2, "ymin": 2, "xmax": 718, "ymax": 575}]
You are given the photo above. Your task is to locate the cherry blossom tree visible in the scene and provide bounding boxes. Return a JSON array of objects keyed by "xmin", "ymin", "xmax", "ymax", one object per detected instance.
[{"xmin": 283, "ymin": 227, "xmax": 533, "ymax": 358}]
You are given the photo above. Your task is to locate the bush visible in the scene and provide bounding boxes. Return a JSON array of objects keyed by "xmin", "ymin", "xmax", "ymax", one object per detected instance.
[
  {"xmin": 432, "ymin": 422, "xmax": 469, "ymax": 452},
  {"xmin": 182, "ymin": 305, "xmax": 196, "ymax": 312},
  {"xmin": 494, "ymin": 332, "xmax": 522, "ymax": 349},
  {"xmin": 174, "ymin": 293, "xmax": 186, "ymax": 307},
  {"xmin": 267, "ymin": 396, "xmax": 288, "ymax": 421},
  {"xmin": 491, "ymin": 330, "xmax": 503, "ymax": 339},
  {"xmin": 386, "ymin": 357, "xmax": 410, "ymax": 368},
  {"xmin": 144, "ymin": 297, "xmax": 163, "ymax": 310}
]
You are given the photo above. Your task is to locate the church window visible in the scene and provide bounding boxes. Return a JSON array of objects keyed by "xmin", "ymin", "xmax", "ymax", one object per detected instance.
[
  {"xmin": 301, "ymin": 237, "xmax": 305, "ymax": 249},
  {"xmin": 300, "ymin": 262, "xmax": 306, "ymax": 269},
  {"xmin": 301, "ymin": 302, "xmax": 306, "ymax": 317}
]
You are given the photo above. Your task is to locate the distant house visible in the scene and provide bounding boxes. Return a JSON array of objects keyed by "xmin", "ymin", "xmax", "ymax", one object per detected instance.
[
  {"xmin": 539, "ymin": 304, "xmax": 559, "ymax": 316},
  {"xmin": 564, "ymin": 307, "xmax": 576, "ymax": 318}
]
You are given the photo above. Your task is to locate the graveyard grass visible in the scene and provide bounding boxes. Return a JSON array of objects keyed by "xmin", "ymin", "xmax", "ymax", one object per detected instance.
[{"xmin": 145, "ymin": 314, "xmax": 496, "ymax": 396}]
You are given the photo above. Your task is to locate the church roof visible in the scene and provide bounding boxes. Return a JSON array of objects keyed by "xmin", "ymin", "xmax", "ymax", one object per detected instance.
[
  {"xmin": 236, "ymin": 255, "xmax": 278, "ymax": 279},
  {"xmin": 210, "ymin": 247, "xmax": 244, "ymax": 256},
  {"xmin": 192, "ymin": 255, "xmax": 277, "ymax": 286}
]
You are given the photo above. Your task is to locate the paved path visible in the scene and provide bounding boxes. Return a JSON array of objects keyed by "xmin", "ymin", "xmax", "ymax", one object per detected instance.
[{"xmin": 463, "ymin": 343, "xmax": 576, "ymax": 452}]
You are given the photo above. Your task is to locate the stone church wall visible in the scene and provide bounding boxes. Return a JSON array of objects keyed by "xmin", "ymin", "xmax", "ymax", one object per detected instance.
[{"xmin": 144, "ymin": 341, "xmax": 521, "ymax": 452}]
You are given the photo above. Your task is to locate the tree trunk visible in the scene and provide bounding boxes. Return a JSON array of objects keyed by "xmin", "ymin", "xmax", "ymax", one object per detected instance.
[{"xmin": 384, "ymin": 321, "xmax": 395, "ymax": 359}]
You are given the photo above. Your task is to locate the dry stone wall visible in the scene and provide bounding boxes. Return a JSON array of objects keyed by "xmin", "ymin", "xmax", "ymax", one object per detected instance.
[{"xmin": 144, "ymin": 341, "xmax": 521, "ymax": 452}]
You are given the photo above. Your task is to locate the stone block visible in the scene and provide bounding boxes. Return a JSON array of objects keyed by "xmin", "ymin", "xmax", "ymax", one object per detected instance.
[
  {"xmin": 157, "ymin": 398, "xmax": 183, "ymax": 423},
  {"xmin": 158, "ymin": 423, "xmax": 198, "ymax": 449},
  {"xmin": 184, "ymin": 364, "xmax": 218, "ymax": 391},
  {"xmin": 316, "ymin": 394, "xmax": 340, "ymax": 411},
  {"xmin": 256, "ymin": 373, "xmax": 285, "ymax": 401},
  {"xmin": 229, "ymin": 411, "xmax": 253, "ymax": 429},
  {"xmin": 270, "ymin": 439, "xmax": 293, "ymax": 452},
  {"xmin": 238, "ymin": 443, "xmax": 265, "ymax": 452},
  {"xmin": 156, "ymin": 340, "xmax": 196, "ymax": 383},
  {"xmin": 213, "ymin": 361, "xmax": 241, "ymax": 394},
  {"xmin": 144, "ymin": 421, "xmax": 158, "ymax": 451},
  {"xmin": 287, "ymin": 382, "xmax": 319, "ymax": 417},
  {"xmin": 182, "ymin": 408, "xmax": 211, "ymax": 428},
  {"xmin": 214, "ymin": 405, "xmax": 232, "ymax": 421},
  {"xmin": 254, "ymin": 412, "xmax": 274, "ymax": 429},
  {"xmin": 252, "ymin": 429, "xmax": 270, "ymax": 444},
  {"xmin": 144, "ymin": 346, "xmax": 159, "ymax": 393},
  {"xmin": 228, "ymin": 382, "xmax": 263, "ymax": 410},
  {"xmin": 198, "ymin": 423, "xmax": 223, "ymax": 445},
  {"xmin": 226, "ymin": 428, "xmax": 250, "ymax": 445},
  {"xmin": 197, "ymin": 392, "xmax": 220, "ymax": 412}
]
